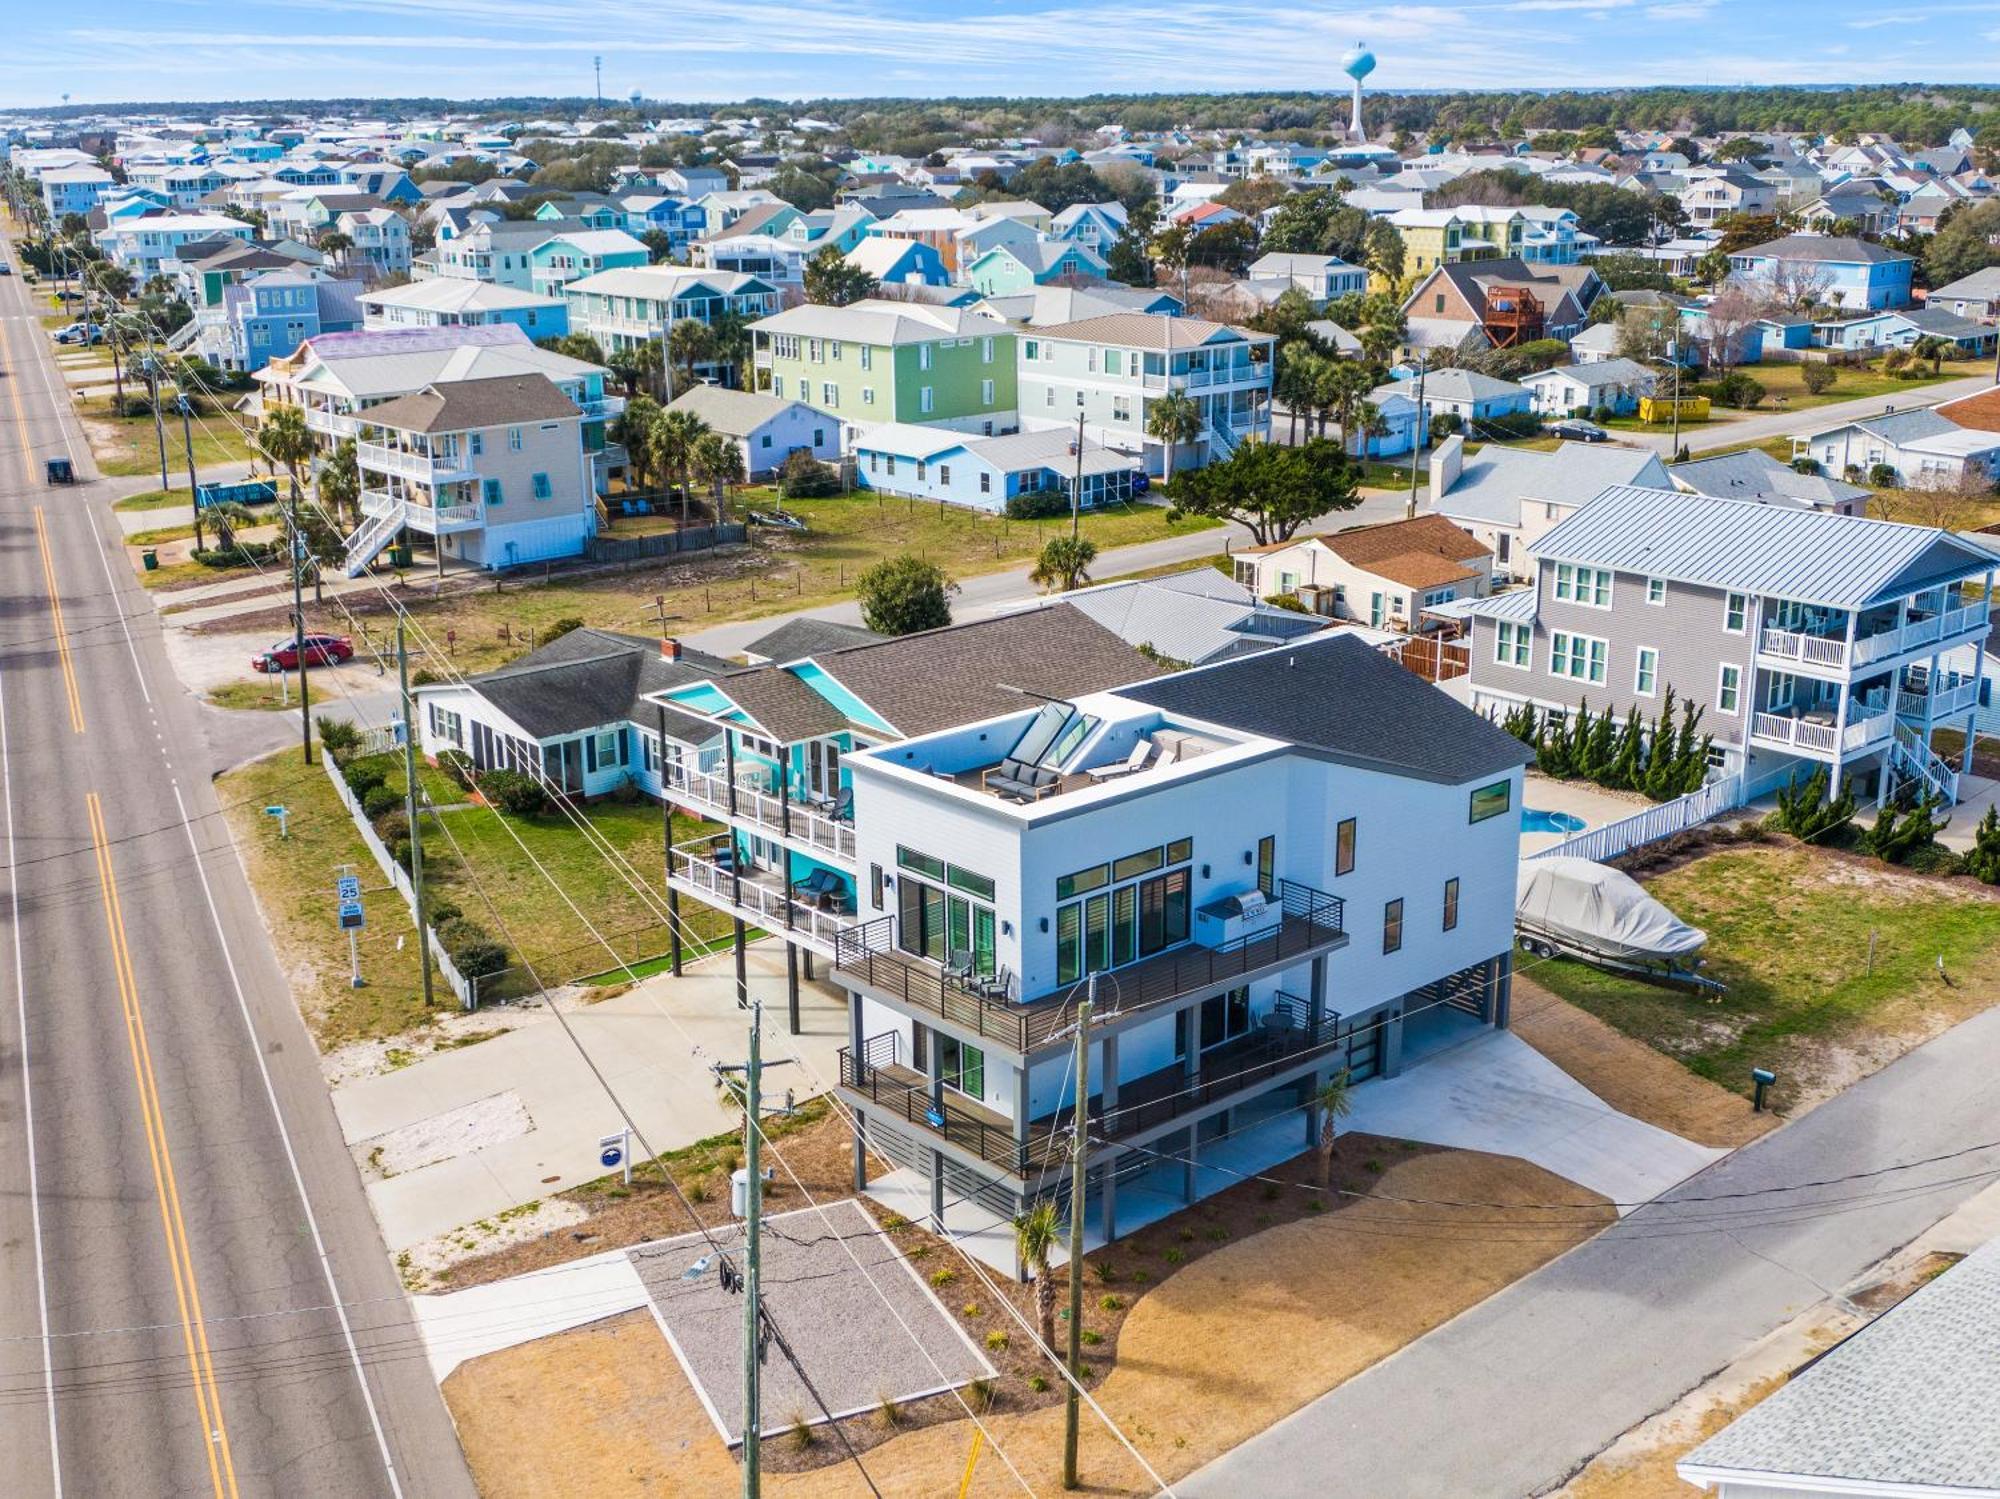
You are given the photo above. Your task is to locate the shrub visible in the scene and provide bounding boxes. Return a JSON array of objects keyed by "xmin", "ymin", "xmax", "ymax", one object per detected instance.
[
  {"xmin": 390, "ymin": 837, "xmax": 413, "ymax": 873},
  {"xmin": 1869, "ymin": 463, "xmax": 1899, "ymax": 488},
  {"xmin": 1100, "ymin": 1294, "xmax": 1124, "ymax": 1311},
  {"xmin": 1863, "ymin": 794, "xmax": 1946, "ymax": 865},
  {"xmin": 1263, "ymin": 591, "xmax": 1309, "ymax": 613},
  {"xmin": 985, "ymin": 1329, "xmax": 1009, "ymax": 1351},
  {"xmin": 856, "ymin": 554, "xmax": 957, "ymax": 636},
  {"xmin": 316, "ymin": 716, "xmax": 362, "ymax": 757},
  {"xmin": 1429, "ymin": 412, "xmax": 1463, "ymax": 439},
  {"xmin": 1027, "ymin": 1374, "xmax": 1049, "ymax": 1393},
  {"xmin": 1704, "ymin": 370, "xmax": 1766, "ymax": 409},
  {"xmin": 787, "ymin": 1413, "xmax": 814, "ymax": 1451},
  {"xmin": 1080, "ymin": 1329, "xmax": 1103, "ymax": 1345},
  {"xmin": 192, "ymin": 542, "xmax": 281, "ymax": 568},
  {"xmin": 1800, "ymin": 362, "xmax": 1838, "ymax": 395},
  {"xmin": 447, "ymin": 933, "xmax": 509, "ymax": 981},
  {"xmin": 373, "ymin": 808, "xmax": 409, "ymax": 846},
  {"xmin": 343, "ymin": 760, "xmax": 388, "ymax": 799},
  {"xmin": 777, "ymin": 450, "xmax": 841, "ymax": 498},
  {"xmin": 435, "ymin": 750, "xmax": 476, "ymax": 790},
  {"xmin": 361, "ymin": 783, "xmax": 402, "ymax": 819},
  {"xmin": 876, "ymin": 1393, "xmax": 902, "ymax": 1428},
  {"xmin": 479, "ymin": 768, "xmax": 547, "ymax": 817},
  {"xmin": 1480, "ymin": 409, "xmax": 1544, "ymax": 440},
  {"xmin": 966, "ymin": 1377, "xmax": 996, "ymax": 1413},
  {"xmin": 424, "ymin": 898, "xmax": 462, "ymax": 926},
  {"xmin": 1004, "ymin": 487, "xmax": 1068, "ymax": 520},
  {"xmin": 1966, "ymin": 805, "xmax": 2000, "ymax": 884},
  {"xmin": 1772, "ymin": 765, "xmax": 1857, "ymax": 844},
  {"xmin": 1791, "ymin": 456, "xmax": 1822, "ymax": 475},
  {"xmin": 1590, "ymin": 404, "xmax": 1615, "ymax": 424},
  {"xmin": 543, "ymin": 616, "xmax": 585, "ymax": 643},
  {"xmin": 929, "ymin": 1267, "xmax": 957, "ymax": 1289}
]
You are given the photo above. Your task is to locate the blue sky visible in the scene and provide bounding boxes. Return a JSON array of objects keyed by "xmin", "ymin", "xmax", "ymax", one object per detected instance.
[{"xmin": 3, "ymin": 0, "xmax": 1997, "ymax": 111}]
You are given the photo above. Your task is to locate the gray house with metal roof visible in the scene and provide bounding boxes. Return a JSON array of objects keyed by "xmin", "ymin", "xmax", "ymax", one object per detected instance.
[
  {"xmin": 1796, "ymin": 406, "xmax": 2000, "ymax": 489},
  {"xmin": 1679, "ymin": 1235, "xmax": 2000, "ymax": 1498},
  {"xmin": 1462, "ymin": 484, "xmax": 1997, "ymax": 804}
]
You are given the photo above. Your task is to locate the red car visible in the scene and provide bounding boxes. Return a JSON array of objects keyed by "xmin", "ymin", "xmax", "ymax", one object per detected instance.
[{"xmin": 253, "ymin": 634, "xmax": 353, "ymax": 671}]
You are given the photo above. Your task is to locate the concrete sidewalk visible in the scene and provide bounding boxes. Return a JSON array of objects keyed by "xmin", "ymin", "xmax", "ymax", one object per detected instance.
[
  {"xmin": 332, "ymin": 941, "xmax": 851, "ymax": 1251},
  {"xmin": 1343, "ymin": 1029, "xmax": 1727, "ymax": 1214}
]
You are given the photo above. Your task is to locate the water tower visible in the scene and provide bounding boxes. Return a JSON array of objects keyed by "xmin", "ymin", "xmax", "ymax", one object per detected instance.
[{"xmin": 1341, "ymin": 43, "xmax": 1376, "ymax": 142}]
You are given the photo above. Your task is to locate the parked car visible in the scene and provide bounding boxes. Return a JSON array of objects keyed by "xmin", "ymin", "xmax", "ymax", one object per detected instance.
[
  {"xmin": 51, "ymin": 322, "xmax": 103, "ymax": 346},
  {"xmin": 0, "ymin": 262, "xmax": 13, "ymax": 276},
  {"xmin": 1549, "ymin": 418, "xmax": 1610, "ymax": 443},
  {"xmin": 252, "ymin": 634, "xmax": 353, "ymax": 671}
]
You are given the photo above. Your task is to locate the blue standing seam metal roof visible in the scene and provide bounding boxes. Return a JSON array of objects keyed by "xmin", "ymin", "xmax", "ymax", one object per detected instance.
[{"xmin": 1532, "ymin": 485, "xmax": 1999, "ymax": 609}]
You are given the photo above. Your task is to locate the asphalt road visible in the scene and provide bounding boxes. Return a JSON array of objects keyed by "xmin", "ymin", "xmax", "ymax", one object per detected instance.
[
  {"xmin": 1185, "ymin": 999, "xmax": 2000, "ymax": 1498},
  {"xmin": 0, "ymin": 234, "xmax": 476, "ymax": 1496}
]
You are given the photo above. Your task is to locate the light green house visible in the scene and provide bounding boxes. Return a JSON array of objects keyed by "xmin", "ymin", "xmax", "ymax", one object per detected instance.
[
  {"xmin": 965, "ymin": 240, "xmax": 1110, "ymax": 297},
  {"xmin": 750, "ymin": 299, "xmax": 1019, "ymax": 432}
]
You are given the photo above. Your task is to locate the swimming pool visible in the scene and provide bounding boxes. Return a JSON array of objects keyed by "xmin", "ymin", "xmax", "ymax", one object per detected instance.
[{"xmin": 1522, "ymin": 807, "xmax": 1588, "ymax": 835}]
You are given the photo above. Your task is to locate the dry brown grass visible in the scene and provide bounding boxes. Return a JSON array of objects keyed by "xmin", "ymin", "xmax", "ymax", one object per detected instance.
[
  {"xmin": 444, "ymin": 1146, "xmax": 1611, "ymax": 1498},
  {"xmin": 1511, "ymin": 977, "xmax": 1777, "ymax": 1149},
  {"xmin": 1558, "ymin": 1372, "xmax": 1790, "ymax": 1499}
]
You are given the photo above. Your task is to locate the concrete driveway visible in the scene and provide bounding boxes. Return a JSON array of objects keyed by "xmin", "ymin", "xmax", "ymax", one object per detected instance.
[
  {"xmin": 1346, "ymin": 1029, "xmax": 1726, "ymax": 1212},
  {"xmin": 331, "ymin": 941, "xmax": 851, "ymax": 1251}
]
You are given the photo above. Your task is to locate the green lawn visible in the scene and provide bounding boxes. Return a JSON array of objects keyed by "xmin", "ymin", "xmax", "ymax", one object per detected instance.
[
  {"xmin": 1524, "ymin": 843, "xmax": 2000, "ymax": 1111},
  {"xmin": 114, "ymin": 488, "xmax": 193, "ymax": 513},
  {"xmin": 1740, "ymin": 358, "xmax": 1964, "ymax": 411},
  {"xmin": 428, "ymin": 795, "xmax": 730, "ymax": 1000},
  {"xmin": 208, "ymin": 677, "xmax": 328, "ymax": 712},
  {"xmin": 222, "ymin": 746, "xmax": 731, "ymax": 1041},
  {"xmin": 335, "ymin": 485, "xmax": 1219, "ymax": 676}
]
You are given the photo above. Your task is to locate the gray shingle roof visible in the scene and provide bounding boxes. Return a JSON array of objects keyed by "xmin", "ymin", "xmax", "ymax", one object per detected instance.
[
  {"xmin": 1683, "ymin": 1238, "xmax": 2000, "ymax": 1492},
  {"xmin": 1739, "ymin": 233, "xmax": 1915, "ymax": 266},
  {"xmin": 1671, "ymin": 449, "xmax": 1870, "ymax": 510},
  {"xmin": 665, "ymin": 384, "xmax": 816, "ymax": 438},
  {"xmin": 1120, "ymin": 632, "xmax": 1531, "ymax": 785},
  {"xmin": 706, "ymin": 667, "xmax": 853, "ymax": 741},
  {"xmin": 1534, "ymin": 484, "xmax": 1998, "ymax": 607},
  {"xmin": 814, "ymin": 605, "xmax": 1160, "ymax": 738},
  {"xmin": 361, "ymin": 373, "xmax": 579, "ymax": 434},
  {"xmin": 741, "ymin": 617, "xmax": 886, "ymax": 664},
  {"xmin": 459, "ymin": 629, "xmax": 733, "ymax": 740}
]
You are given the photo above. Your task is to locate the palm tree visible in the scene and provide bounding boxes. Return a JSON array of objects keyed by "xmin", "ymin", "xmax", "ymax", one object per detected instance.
[
  {"xmin": 256, "ymin": 402, "xmax": 313, "ymax": 504},
  {"xmin": 1030, "ymin": 535, "xmax": 1098, "ymax": 593},
  {"xmin": 1145, "ymin": 389, "xmax": 1202, "ymax": 486},
  {"xmin": 707, "ymin": 308, "xmax": 753, "ymax": 390},
  {"xmin": 1910, "ymin": 334, "xmax": 1948, "ymax": 375},
  {"xmin": 1313, "ymin": 1069, "xmax": 1355, "ymax": 1191},
  {"xmin": 1323, "ymin": 360, "xmax": 1376, "ymax": 458},
  {"xmin": 316, "ymin": 229, "xmax": 354, "ymax": 271},
  {"xmin": 207, "ymin": 502, "xmax": 255, "ymax": 554},
  {"xmin": 649, "ymin": 408, "xmax": 710, "ymax": 527},
  {"xmin": 1012, "ymin": 1201, "xmax": 1062, "ymax": 1351},
  {"xmin": 317, "ymin": 437, "xmax": 361, "ymax": 528},
  {"xmin": 1277, "ymin": 344, "xmax": 1325, "ymax": 445},
  {"xmin": 611, "ymin": 394, "xmax": 662, "ymax": 491},
  {"xmin": 667, "ymin": 318, "xmax": 716, "ymax": 393},
  {"xmin": 690, "ymin": 429, "xmax": 744, "ymax": 524}
]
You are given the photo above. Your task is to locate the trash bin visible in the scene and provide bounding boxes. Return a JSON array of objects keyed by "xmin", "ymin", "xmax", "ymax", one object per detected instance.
[
  {"xmin": 389, "ymin": 544, "xmax": 413, "ymax": 568},
  {"xmin": 141, "ymin": 548, "xmax": 159, "ymax": 571}
]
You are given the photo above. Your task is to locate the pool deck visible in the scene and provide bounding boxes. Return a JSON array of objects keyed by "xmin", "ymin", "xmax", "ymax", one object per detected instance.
[{"xmin": 1519, "ymin": 774, "xmax": 1658, "ymax": 856}]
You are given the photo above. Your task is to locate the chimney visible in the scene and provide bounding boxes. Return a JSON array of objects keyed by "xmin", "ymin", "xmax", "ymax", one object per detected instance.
[
  {"xmin": 1429, "ymin": 432, "xmax": 1464, "ymax": 498},
  {"xmin": 660, "ymin": 637, "xmax": 682, "ymax": 662}
]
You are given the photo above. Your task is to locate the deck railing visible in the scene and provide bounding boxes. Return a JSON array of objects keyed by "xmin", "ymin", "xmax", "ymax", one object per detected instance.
[{"xmin": 666, "ymin": 764, "xmax": 855, "ymax": 863}]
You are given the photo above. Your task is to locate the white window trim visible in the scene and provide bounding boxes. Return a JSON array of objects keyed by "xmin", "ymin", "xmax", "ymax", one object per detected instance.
[
  {"xmin": 1494, "ymin": 620, "xmax": 1531, "ymax": 670},
  {"xmin": 1635, "ymin": 646, "xmax": 1659, "ymax": 697},
  {"xmin": 1717, "ymin": 662, "xmax": 1743, "ymax": 716},
  {"xmin": 1723, "ymin": 592, "xmax": 1748, "ymax": 634},
  {"xmin": 1646, "ymin": 577, "xmax": 1667, "ymax": 606},
  {"xmin": 1550, "ymin": 630, "xmax": 1608, "ymax": 684}
]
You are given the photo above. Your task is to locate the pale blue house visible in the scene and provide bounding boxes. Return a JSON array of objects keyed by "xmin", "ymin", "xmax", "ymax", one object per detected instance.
[
  {"xmin": 845, "ymin": 237, "xmax": 951, "ymax": 288},
  {"xmin": 854, "ymin": 422, "xmax": 1138, "ymax": 513},
  {"xmin": 1729, "ymin": 234, "xmax": 1915, "ymax": 311},
  {"xmin": 966, "ymin": 241, "xmax": 1111, "ymax": 296}
]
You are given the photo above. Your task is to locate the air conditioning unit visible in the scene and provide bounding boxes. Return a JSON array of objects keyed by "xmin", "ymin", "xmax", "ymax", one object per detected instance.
[{"xmin": 1195, "ymin": 888, "xmax": 1281, "ymax": 948}]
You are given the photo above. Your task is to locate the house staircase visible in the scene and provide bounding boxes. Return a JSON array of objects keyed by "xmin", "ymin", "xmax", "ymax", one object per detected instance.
[
  {"xmin": 342, "ymin": 504, "xmax": 403, "ymax": 578},
  {"xmin": 165, "ymin": 319, "xmax": 202, "ymax": 353},
  {"xmin": 1888, "ymin": 720, "xmax": 1960, "ymax": 805}
]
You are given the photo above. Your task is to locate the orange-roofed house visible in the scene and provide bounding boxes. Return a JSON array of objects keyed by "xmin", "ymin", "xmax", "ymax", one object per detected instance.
[{"xmin": 1231, "ymin": 515, "xmax": 1494, "ymax": 630}]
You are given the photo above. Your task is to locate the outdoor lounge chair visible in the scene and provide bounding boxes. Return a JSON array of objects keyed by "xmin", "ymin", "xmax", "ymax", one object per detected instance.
[
  {"xmin": 794, "ymin": 868, "xmax": 846, "ymax": 910},
  {"xmin": 981, "ymin": 758, "xmax": 1060, "ymax": 802},
  {"xmin": 946, "ymin": 948, "xmax": 976, "ymax": 982},
  {"xmin": 975, "ymin": 965, "xmax": 1013, "ymax": 1002},
  {"xmin": 1086, "ymin": 738, "xmax": 1155, "ymax": 782}
]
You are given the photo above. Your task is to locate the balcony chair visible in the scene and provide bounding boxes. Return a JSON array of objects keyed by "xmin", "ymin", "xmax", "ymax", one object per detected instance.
[
  {"xmin": 945, "ymin": 948, "xmax": 976, "ymax": 982},
  {"xmin": 981, "ymin": 757, "xmax": 1061, "ymax": 802},
  {"xmin": 793, "ymin": 867, "xmax": 847, "ymax": 911},
  {"xmin": 975, "ymin": 964, "xmax": 1014, "ymax": 1002},
  {"xmin": 1086, "ymin": 738, "xmax": 1156, "ymax": 782}
]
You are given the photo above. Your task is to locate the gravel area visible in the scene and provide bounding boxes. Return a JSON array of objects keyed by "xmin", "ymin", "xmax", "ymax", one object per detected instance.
[{"xmin": 628, "ymin": 1198, "xmax": 993, "ymax": 1443}]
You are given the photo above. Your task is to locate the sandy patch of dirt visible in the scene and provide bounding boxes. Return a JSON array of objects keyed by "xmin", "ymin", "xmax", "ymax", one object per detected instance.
[
  {"xmin": 1512, "ymin": 977, "xmax": 1777, "ymax": 1149},
  {"xmin": 357, "ymin": 1090, "xmax": 533, "ymax": 1180},
  {"xmin": 400, "ymin": 1198, "xmax": 592, "ymax": 1292},
  {"xmin": 321, "ymin": 1004, "xmax": 542, "ymax": 1089},
  {"xmin": 443, "ymin": 1146, "xmax": 1612, "ymax": 1498}
]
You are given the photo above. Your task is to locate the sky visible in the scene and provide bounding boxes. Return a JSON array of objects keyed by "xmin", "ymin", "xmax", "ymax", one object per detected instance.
[{"xmin": 3, "ymin": 0, "xmax": 2000, "ymax": 111}]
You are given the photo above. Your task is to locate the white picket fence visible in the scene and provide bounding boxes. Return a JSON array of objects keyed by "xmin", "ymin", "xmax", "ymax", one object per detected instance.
[
  {"xmin": 321, "ymin": 755, "xmax": 481, "ymax": 1008},
  {"xmin": 1528, "ymin": 776, "xmax": 1746, "ymax": 864}
]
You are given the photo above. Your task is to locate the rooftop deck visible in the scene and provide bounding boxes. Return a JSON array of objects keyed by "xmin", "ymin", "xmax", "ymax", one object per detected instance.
[{"xmin": 833, "ymin": 879, "xmax": 1346, "ymax": 1056}]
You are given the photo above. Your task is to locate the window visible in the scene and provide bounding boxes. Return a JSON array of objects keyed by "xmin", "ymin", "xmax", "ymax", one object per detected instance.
[
  {"xmin": 821, "ymin": 382, "xmax": 837, "ymax": 407},
  {"xmin": 1724, "ymin": 592, "xmax": 1747, "ymax": 633},
  {"xmin": 1549, "ymin": 631, "xmax": 1606, "ymax": 683},
  {"xmin": 1635, "ymin": 646, "xmax": 1659, "ymax": 696},
  {"xmin": 981, "ymin": 379, "xmax": 995, "ymax": 405},
  {"xmin": 1646, "ymin": 577, "xmax": 1667, "ymax": 606},
  {"xmin": 1045, "ymin": 387, "xmax": 1055, "ymax": 407},
  {"xmin": 1023, "ymin": 340, "xmax": 1038, "ymax": 362},
  {"xmin": 1495, "ymin": 621, "xmax": 1531, "ymax": 669},
  {"xmin": 483, "ymin": 478, "xmax": 503, "ymax": 506},
  {"xmin": 919, "ymin": 344, "xmax": 932, "ymax": 371},
  {"xmin": 1383, "ymin": 898, "xmax": 1404, "ymax": 954},
  {"xmin": 531, "ymin": 472, "xmax": 552, "ymax": 500},
  {"xmin": 937, "ymin": 1035, "xmax": 985, "ymax": 1098},
  {"xmin": 920, "ymin": 386, "xmax": 934, "ymax": 414},
  {"xmin": 859, "ymin": 345, "xmax": 872, "ymax": 370},
  {"xmin": 979, "ymin": 472, "xmax": 991, "ymax": 494},
  {"xmin": 1198, "ymin": 987, "xmax": 1251, "ymax": 1051},
  {"xmin": 1469, "ymin": 780, "xmax": 1512, "ymax": 823},
  {"xmin": 981, "ymin": 336, "xmax": 994, "ymax": 363},
  {"xmin": 1056, "ymin": 844, "xmax": 1191, "ymax": 977},
  {"xmin": 863, "ymin": 387, "xmax": 875, "ymax": 405},
  {"xmin": 870, "ymin": 863, "xmax": 883, "ymax": 911},
  {"xmin": 508, "ymin": 427, "xmax": 522, "ymax": 451},
  {"xmin": 1335, "ymin": 817, "xmax": 1356, "ymax": 875},
  {"xmin": 1256, "ymin": 835, "xmax": 1275, "ymax": 897},
  {"xmin": 1718, "ymin": 663, "xmax": 1742, "ymax": 715},
  {"xmin": 469, "ymin": 432, "xmax": 483, "ymax": 455},
  {"xmin": 1553, "ymin": 563, "xmax": 1611, "ymax": 607},
  {"xmin": 1442, "ymin": 878, "xmax": 1460, "ymax": 932},
  {"xmin": 939, "ymin": 465, "xmax": 951, "ymax": 486},
  {"xmin": 1112, "ymin": 395, "xmax": 1131, "ymax": 423}
]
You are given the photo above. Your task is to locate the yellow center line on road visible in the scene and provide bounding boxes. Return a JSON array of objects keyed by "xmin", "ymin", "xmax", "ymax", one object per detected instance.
[
  {"xmin": 87, "ymin": 792, "xmax": 241, "ymax": 1499},
  {"xmin": 33, "ymin": 507, "xmax": 86, "ymax": 735}
]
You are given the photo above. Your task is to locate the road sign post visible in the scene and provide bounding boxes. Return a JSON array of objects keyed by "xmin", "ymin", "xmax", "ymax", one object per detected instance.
[
  {"xmin": 336, "ymin": 868, "xmax": 365, "ymax": 988},
  {"xmin": 264, "ymin": 804, "xmax": 289, "ymax": 839}
]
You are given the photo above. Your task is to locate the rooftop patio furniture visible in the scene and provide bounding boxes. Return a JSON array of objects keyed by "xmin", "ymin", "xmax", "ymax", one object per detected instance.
[
  {"xmin": 981, "ymin": 757, "xmax": 1061, "ymax": 802},
  {"xmin": 1085, "ymin": 738, "xmax": 1156, "ymax": 782}
]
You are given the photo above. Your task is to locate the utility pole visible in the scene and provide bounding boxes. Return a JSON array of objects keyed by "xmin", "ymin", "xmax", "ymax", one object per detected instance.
[
  {"xmin": 177, "ymin": 394, "xmax": 204, "ymax": 552},
  {"xmin": 291, "ymin": 484, "xmax": 312, "ymax": 764},
  {"xmin": 1405, "ymin": 353, "xmax": 1428, "ymax": 521},
  {"xmin": 1062, "ymin": 977, "xmax": 1095, "ymax": 1491},
  {"xmin": 742, "ymin": 998, "xmax": 764, "ymax": 1499},
  {"xmin": 141, "ymin": 358, "xmax": 170, "ymax": 493},
  {"xmin": 1071, "ymin": 411, "xmax": 1085, "ymax": 540},
  {"xmin": 399, "ymin": 620, "xmax": 437, "ymax": 1012}
]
